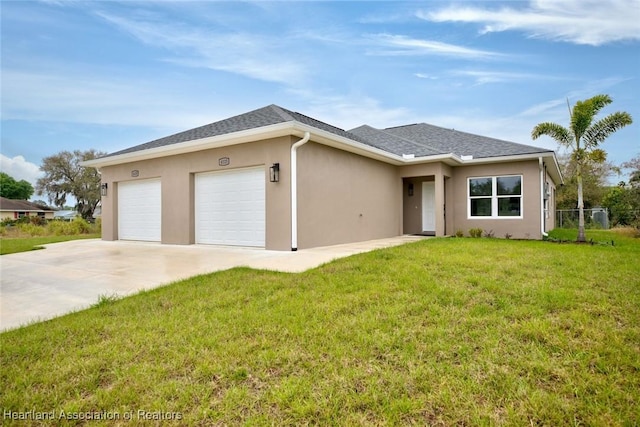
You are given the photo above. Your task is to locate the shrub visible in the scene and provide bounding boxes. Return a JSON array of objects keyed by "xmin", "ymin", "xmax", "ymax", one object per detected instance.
[
  {"xmin": 469, "ymin": 228, "xmax": 483, "ymax": 238},
  {"xmin": 28, "ymin": 216, "xmax": 47, "ymax": 226},
  {"xmin": 454, "ymin": 229, "xmax": 464, "ymax": 238},
  {"xmin": 483, "ymin": 229, "xmax": 495, "ymax": 238},
  {"xmin": 18, "ymin": 223, "xmax": 46, "ymax": 236},
  {"xmin": 47, "ymin": 220, "xmax": 69, "ymax": 236},
  {"xmin": 68, "ymin": 217, "xmax": 91, "ymax": 234}
]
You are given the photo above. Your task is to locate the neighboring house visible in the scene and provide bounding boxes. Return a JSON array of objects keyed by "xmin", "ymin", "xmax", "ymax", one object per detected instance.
[
  {"xmin": 81, "ymin": 104, "xmax": 562, "ymax": 250},
  {"xmin": 0, "ymin": 197, "xmax": 55, "ymax": 221},
  {"xmin": 53, "ymin": 210, "xmax": 80, "ymax": 221}
]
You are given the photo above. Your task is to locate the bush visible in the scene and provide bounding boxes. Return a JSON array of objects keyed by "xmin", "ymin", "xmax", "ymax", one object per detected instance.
[
  {"xmin": 68, "ymin": 217, "xmax": 91, "ymax": 234},
  {"xmin": 47, "ymin": 220, "xmax": 69, "ymax": 236},
  {"xmin": 469, "ymin": 228, "xmax": 483, "ymax": 238},
  {"xmin": 17, "ymin": 223, "xmax": 46, "ymax": 236},
  {"xmin": 454, "ymin": 229, "xmax": 464, "ymax": 238}
]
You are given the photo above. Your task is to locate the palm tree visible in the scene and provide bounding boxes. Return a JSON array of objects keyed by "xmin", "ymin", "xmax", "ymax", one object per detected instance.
[{"xmin": 532, "ymin": 94, "xmax": 632, "ymax": 242}]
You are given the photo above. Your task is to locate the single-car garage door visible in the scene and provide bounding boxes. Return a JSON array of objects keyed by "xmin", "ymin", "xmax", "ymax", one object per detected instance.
[
  {"xmin": 195, "ymin": 167, "xmax": 265, "ymax": 247},
  {"xmin": 118, "ymin": 178, "xmax": 161, "ymax": 242}
]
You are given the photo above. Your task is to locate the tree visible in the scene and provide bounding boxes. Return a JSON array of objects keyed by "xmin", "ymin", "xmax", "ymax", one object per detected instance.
[
  {"xmin": 0, "ymin": 172, "xmax": 34, "ymax": 200},
  {"xmin": 622, "ymin": 154, "xmax": 640, "ymax": 188},
  {"xmin": 532, "ymin": 94, "xmax": 632, "ymax": 242},
  {"xmin": 602, "ymin": 183, "xmax": 639, "ymax": 226},
  {"xmin": 36, "ymin": 149, "xmax": 106, "ymax": 220},
  {"xmin": 554, "ymin": 153, "xmax": 618, "ymax": 209}
]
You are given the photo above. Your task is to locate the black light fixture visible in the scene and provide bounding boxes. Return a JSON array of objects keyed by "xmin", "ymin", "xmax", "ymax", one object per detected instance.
[
  {"xmin": 101, "ymin": 183, "xmax": 108, "ymax": 196},
  {"xmin": 269, "ymin": 163, "xmax": 280, "ymax": 183}
]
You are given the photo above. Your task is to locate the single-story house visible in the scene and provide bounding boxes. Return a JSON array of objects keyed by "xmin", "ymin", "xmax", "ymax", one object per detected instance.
[
  {"xmin": 81, "ymin": 104, "xmax": 562, "ymax": 250},
  {"xmin": 0, "ymin": 197, "xmax": 55, "ymax": 221},
  {"xmin": 53, "ymin": 210, "xmax": 80, "ymax": 221}
]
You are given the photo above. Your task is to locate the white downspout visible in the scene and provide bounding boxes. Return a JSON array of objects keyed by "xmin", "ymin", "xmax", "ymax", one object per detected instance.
[
  {"xmin": 291, "ymin": 132, "xmax": 311, "ymax": 251},
  {"xmin": 539, "ymin": 157, "xmax": 548, "ymax": 238}
]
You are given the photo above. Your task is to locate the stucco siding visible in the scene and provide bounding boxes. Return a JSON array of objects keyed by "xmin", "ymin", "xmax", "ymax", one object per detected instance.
[
  {"xmin": 451, "ymin": 160, "xmax": 543, "ymax": 239},
  {"xmin": 98, "ymin": 136, "xmax": 292, "ymax": 250},
  {"xmin": 545, "ymin": 169, "xmax": 557, "ymax": 232},
  {"xmin": 296, "ymin": 142, "xmax": 401, "ymax": 249},
  {"xmin": 0, "ymin": 211, "xmax": 54, "ymax": 220}
]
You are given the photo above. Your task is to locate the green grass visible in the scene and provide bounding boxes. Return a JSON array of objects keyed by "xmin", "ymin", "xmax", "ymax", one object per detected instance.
[
  {"xmin": 0, "ymin": 234, "xmax": 100, "ymax": 255},
  {"xmin": 1, "ymin": 231, "xmax": 639, "ymax": 425}
]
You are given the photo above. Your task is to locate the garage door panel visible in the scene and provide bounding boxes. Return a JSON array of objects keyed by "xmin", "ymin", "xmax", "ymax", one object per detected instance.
[
  {"xmin": 118, "ymin": 179, "xmax": 161, "ymax": 242},
  {"xmin": 195, "ymin": 167, "xmax": 265, "ymax": 247}
]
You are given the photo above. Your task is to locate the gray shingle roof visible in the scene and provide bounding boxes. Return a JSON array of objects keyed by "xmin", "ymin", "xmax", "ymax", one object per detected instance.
[
  {"xmin": 379, "ymin": 123, "xmax": 551, "ymax": 158},
  {"xmin": 105, "ymin": 104, "xmax": 370, "ymax": 158},
  {"xmin": 102, "ymin": 104, "xmax": 551, "ymax": 160},
  {"xmin": 349, "ymin": 125, "xmax": 442, "ymax": 157}
]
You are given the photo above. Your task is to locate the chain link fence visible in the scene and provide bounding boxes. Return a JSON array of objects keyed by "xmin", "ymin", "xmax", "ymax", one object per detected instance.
[{"xmin": 556, "ymin": 208, "xmax": 609, "ymax": 229}]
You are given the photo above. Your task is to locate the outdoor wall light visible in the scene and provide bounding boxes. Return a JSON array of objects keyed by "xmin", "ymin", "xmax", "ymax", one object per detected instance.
[
  {"xmin": 269, "ymin": 163, "xmax": 280, "ymax": 183},
  {"xmin": 101, "ymin": 183, "xmax": 108, "ymax": 196}
]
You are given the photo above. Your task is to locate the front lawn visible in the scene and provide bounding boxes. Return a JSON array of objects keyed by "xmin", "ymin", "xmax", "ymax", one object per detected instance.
[
  {"xmin": 0, "ymin": 234, "xmax": 100, "ymax": 255},
  {"xmin": 0, "ymin": 217, "xmax": 101, "ymax": 255},
  {"xmin": 1, "ymin": 231, "xmax": 639, "ymax": 425}
]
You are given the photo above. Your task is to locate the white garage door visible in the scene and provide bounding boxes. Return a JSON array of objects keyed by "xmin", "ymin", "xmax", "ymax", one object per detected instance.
[
  {"xmin": 118, "ymin": 178, "xmax": 161, "ymax": 242},
  {"xmin": 195, "ymin": 167, "xmax": 265, "ymax": 247}
]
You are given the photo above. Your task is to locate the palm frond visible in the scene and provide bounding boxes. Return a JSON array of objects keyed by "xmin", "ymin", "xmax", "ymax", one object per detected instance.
[
  {"xmin": 531, "ymin": 122, "xmax": 573, "ymax": 147},
  {"xmin": 583, "ymin": 111, "xmax": 633, "ymax": 149},
  {"xmin": 571, "ymin": 94, "xmax": 613, "ymax": 137}
]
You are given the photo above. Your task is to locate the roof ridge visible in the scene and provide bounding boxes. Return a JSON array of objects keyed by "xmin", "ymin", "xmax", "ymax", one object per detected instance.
[
  {"xmin": 277, "ymin": 106, "xmax": 350, "ymax": 133},
  {"xmin": 375, "ymin": 125, "xmax": 445, "ymax": 155},
  {"xmin": 267, "ymin": 104, "xmax": 296, "ymax": 122},
  {"xmin": 390, "ymin": 122, "xmax": 552, "ymax": 153}
]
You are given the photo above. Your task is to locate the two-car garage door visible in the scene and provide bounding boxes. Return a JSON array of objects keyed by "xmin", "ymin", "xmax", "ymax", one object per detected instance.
[
  {"xmin": 117, "ymin": 167, "xmax": 265, "ymax": 247},
  {"xmin": 195, "ymin": 167, "xmax": 265, "ymax": 247}
]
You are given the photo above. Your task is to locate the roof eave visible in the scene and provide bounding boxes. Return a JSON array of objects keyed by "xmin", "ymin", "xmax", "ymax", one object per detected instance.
[
  {"xmin": 80, "ymin": 122, "xmax": 297, "ymax": 168},
  {"xmin": 80, "ymin": 122, "xmax": 562, "ymax": 185},
  {"xmin": 458, "ymin": 151, "xmax": 563, "ymax": 183}
]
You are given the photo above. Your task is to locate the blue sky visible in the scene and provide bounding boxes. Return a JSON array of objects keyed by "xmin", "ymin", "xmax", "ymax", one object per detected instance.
[{"xmin": 2, "ymin": 0, "xmax": 639, "ymax": 193}]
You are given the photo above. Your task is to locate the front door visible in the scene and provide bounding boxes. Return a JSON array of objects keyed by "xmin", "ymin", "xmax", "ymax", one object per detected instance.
[{"xmin": 422, "ymin": 181, "xmax": 436, "ymax": 233}]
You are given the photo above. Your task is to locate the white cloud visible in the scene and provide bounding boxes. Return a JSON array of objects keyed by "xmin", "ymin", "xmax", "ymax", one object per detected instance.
[
  {"xmin": 368, "ymin": 34, "xmax": 503, "ymax": 59},
  {"xmin": 0, "ymin": 154, "xmax": 43, "ymax": 187},
  {"xmin": 414, "ymin": 73, "xmax": 438, "ymax": 80},
  {"xmin": 1, "ymin": 67, "xmax": 226, "ymax": 129},
  {"xmin": 420, "ymin": 0, "xmax": 640, "ymax": 46},
  {"xmin": 96, "ymin": 11, "xmax": 308, "ymax": 85},
  {"xmin": 452, "ymin": 70, "xmax": 551, "ymax": 85}
]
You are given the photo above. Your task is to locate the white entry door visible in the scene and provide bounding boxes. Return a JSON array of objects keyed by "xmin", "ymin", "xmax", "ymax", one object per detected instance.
[
  {"xmin": 422, "ymin": 181, "xmax": 436, "ymax": 233},
  {"xmin": 195, "ymin": 167, "xmax": 265, "ymax": 247},
  {"xmin": 118, "ymin": 178, "xmax": 162, "ymax": 242}
]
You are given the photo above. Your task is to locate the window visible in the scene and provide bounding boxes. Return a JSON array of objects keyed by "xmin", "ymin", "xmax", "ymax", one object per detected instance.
[{"xmin": 468, "ymin": 175, "xmax": 522, "ymax": 218}]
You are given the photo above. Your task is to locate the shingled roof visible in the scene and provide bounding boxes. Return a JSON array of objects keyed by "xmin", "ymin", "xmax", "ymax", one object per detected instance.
[
  {"xmin": 0, "ymin": 197, "xmax": 54, "ymax": 212},
  {"xmin": 102, "ymin": 104, "xmax": 551, "ymax": 160},
  {"xmin": 107, "ymin": 104, "xmax": 370, "ymax": 157},
  {"xmin": 349, "ymin": 122, "xmax": 553, "ymax": 159}
]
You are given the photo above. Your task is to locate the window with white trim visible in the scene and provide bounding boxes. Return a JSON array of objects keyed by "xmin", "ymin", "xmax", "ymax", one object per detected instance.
[{"xmin": 468, "ymin": 175, "xmax": 522, "ymax": 218}]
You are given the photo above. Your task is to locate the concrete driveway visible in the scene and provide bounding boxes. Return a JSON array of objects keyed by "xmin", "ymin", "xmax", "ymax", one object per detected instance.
[{"xmin": 0, "ymin": 236, "xmax": 425, "ymax": 331}]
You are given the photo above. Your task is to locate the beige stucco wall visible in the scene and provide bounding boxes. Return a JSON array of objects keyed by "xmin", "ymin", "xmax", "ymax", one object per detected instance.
[
  {"xmin": 0, "ymin": 211, "xmax": 54, "ymax": 220},
  {"xmin": 545, "ymin": 169, "xmax": 557, "ymax": 232},
  {"xmin": 450, "ymin": 160, "xmax": 543, "ymax": 239},
  {"xmin": 296, "ymin": 142, "xmax": 402, "ymax": 249},
  {"xmin": 98, "ymin": 136, "xmax": 293, "ymax": 250}
]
